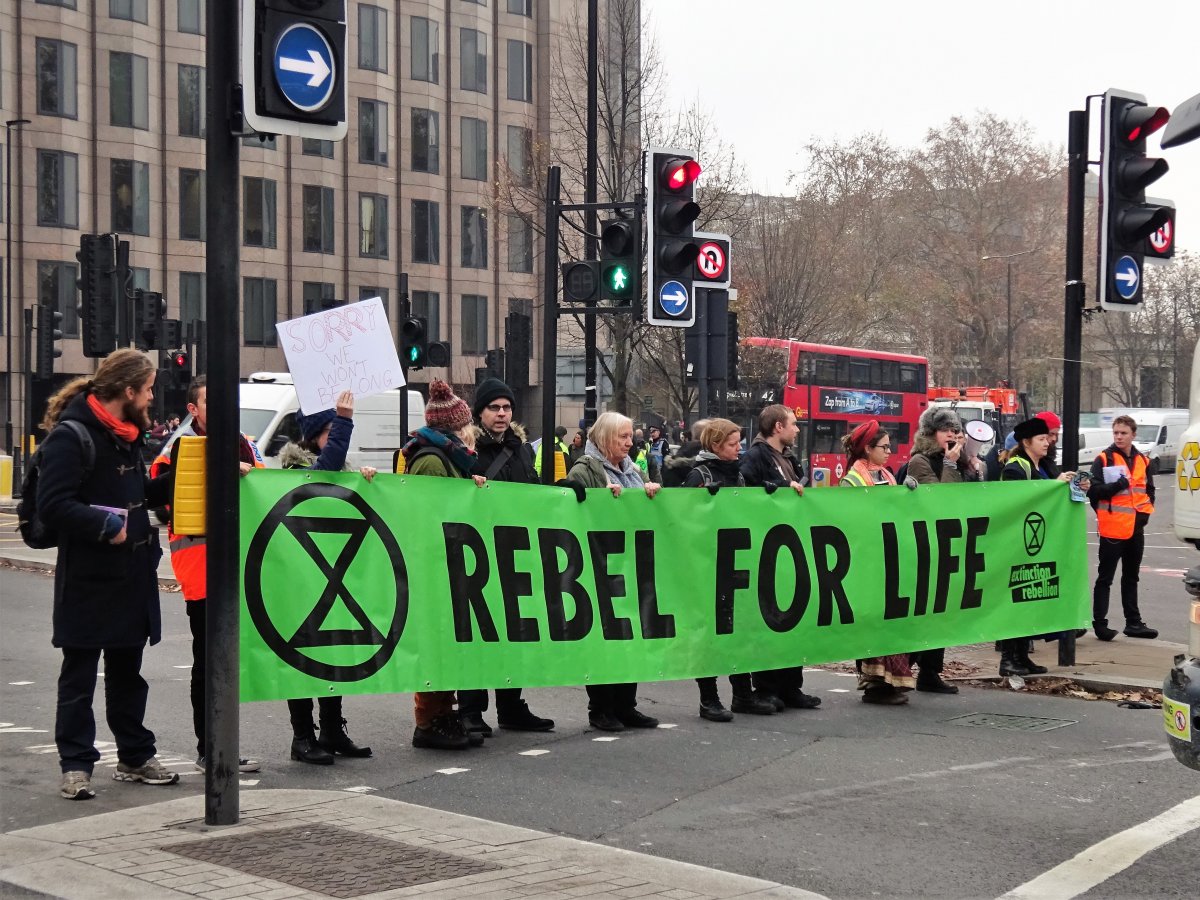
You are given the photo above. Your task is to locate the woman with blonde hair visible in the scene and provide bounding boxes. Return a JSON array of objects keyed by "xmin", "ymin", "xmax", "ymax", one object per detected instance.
[{"xmin": 563, "ymin": 411, "xmax": 661, "ymax": 731}]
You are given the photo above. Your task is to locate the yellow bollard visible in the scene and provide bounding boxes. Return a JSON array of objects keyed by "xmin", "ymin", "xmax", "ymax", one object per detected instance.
[
  {"xmin": 172, "ymin": 436, "xmax": 207, "ymax": 536},
  {"xmin": 0, "ymin": 454, "xmax": 12, "ymax": 497}
]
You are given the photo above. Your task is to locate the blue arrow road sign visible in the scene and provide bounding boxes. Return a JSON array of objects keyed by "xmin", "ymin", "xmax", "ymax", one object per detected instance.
[
  {"xmin": 1114, "ymin": 255, "xmax": 1140, "ymax": 300},
  {"xmin": 274, "ymin": 24, "xmax": 336, "ymax": 113},
  {"xmin": 658, "ymin": 280, "xmax": 690, "ymax": 316}
]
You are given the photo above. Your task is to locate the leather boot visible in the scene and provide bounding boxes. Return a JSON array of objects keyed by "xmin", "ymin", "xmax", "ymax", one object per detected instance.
[
  {"xmin": 318, "ymin": 718, "xmax": 373, "ymax": 757},
  {"xmin": 1016, "ymin": 646, "xmax": 1048, "ymax": 675},
  {"xmin": 998, "ymin": 641, "xmax": 1032, "ymax": 677},
  {"xmin": 291, "ymin": 734, "xmax": 334, "ymax": 765}
]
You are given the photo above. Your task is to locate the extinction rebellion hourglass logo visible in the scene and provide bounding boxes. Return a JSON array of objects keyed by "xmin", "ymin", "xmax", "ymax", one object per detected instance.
[
  {"xmin": 245, "ymin": 483, "xmax": 408, "ymax": 682},
  {"xmin": 1007, "ymin": 512, "xmax": 1059, "ymax": 602}
]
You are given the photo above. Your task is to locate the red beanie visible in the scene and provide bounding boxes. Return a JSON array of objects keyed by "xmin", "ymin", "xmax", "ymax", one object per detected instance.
[
  {"xmin": 1035, "ymin": 411, "xmax": 1062, "ymax": 430},
  {"xmin": 425, "ymin": 380, "xmax": 472, "ymax": 432}
]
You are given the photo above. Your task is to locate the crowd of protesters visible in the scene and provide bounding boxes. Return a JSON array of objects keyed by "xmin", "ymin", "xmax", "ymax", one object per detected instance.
[{"xmin": 35, "ymin": 352, "xmax": 1147, "ymax": 798}]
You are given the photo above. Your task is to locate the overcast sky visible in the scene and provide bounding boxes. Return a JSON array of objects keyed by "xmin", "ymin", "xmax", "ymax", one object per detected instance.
[{"xmin": 648, "ymin": 0, "xmax": 1200, "ymax": 252}]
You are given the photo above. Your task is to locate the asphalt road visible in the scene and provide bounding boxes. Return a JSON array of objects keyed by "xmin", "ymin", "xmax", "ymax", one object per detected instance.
[{"xmin": 3, "ymin": 511, "xmax": 1198, "ymax": 900}]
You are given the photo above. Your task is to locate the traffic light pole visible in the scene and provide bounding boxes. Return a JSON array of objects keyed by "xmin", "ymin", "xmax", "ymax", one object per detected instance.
[
  {"xmin": 203, "ymin": 0, "xmax": 241, "ymax": 826},
  {"xmin": 541, "ymin": 167, "xmax": 563, "ymax": 485},
  {"xmin": 398, "ymin": 272, "xmax": 409, "ymax": 448},
  {"xmin": 583, "ymin": 0, "xmax": 599, "ymax": 429},
  {"xmin": 696, "ymin": 288, "xmax": 709, "ymax": 419}
]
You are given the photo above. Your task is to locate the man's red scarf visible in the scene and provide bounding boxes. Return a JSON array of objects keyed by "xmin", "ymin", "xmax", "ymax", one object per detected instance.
[{"xmin": 87, "ymin": 394, "xmax": 141, "ymax": 443}]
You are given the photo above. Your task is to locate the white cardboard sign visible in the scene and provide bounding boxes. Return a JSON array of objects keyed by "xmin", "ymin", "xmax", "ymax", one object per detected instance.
[{"xmin": 276, "ymin": 296, "xmax": 405, "ymax": 414}]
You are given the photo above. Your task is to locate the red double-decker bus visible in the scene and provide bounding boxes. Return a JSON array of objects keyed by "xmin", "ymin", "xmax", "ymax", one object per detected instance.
[{"xmin": 740, "ymin": 338, "xmax": 930, "ymax": 484}]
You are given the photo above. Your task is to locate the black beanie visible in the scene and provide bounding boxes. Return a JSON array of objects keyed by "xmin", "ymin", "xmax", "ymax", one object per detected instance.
[{"xmin": 472, "ymin": 377, "xmax": 515, "ymax": 417}]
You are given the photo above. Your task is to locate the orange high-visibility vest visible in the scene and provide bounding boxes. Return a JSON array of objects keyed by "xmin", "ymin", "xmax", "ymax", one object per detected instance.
[
  {"xmin": 1095, "ymin": 450, "xmax": 1154, "ymax": 540},
  {"xmin": 152, "ymin": 429, "xmax": 264, "ymax": 601}
]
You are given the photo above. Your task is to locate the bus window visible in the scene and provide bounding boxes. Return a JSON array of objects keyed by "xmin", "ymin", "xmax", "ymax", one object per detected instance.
[
  {"xmin": 899, "ymin": 363, "xmax": 926, "ymax": 393},
  {"xmin": 849, "ymin": 359, "xmax": 871, "ymax": 389},
  {"xmin": 813, "ymin": 354, "xmax": 839, "ymax": 386},
  {"xmin": 812, "ymin": 420, "xmax": 847, "ymax": 453}
]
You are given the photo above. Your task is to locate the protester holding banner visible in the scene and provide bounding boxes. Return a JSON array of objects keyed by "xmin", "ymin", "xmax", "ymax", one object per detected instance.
[
  {"xmin": 280, "ymin": 391, "xmax": 375, "ymax": 765},
  {"xmin": 402, "ymin": 380, "xmax": 490, "ymax": 750},
  {"xmin": 903, "ymin": 407, "xmax": 982, "ymax": 695},
  {"xmin": 563, "ymin": 411, "xmax": 662, "ymax": 732},
  {"xmin": 739, "ymin": 405, "xmax": 821, "ymax": 713},
  {"xmin": 458, "ymin": 377, "xmax": 555, "ymax": 738},
  {"xmin": 683, "ymin": 418, "xmax": 775, "ymax": 721},
  {"xmin": 839, "ymin": 421, "xmax": 915, "ymax": 705}
]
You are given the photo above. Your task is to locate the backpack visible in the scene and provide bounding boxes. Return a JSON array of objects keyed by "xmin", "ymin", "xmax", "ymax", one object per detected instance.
[
  {"xmin": 17, "ymin": 420, "xmax": 96, "ymax": 549},
  {"xmin": 895, "ymin": 462, "xmax": 909, "ymax": 483}
]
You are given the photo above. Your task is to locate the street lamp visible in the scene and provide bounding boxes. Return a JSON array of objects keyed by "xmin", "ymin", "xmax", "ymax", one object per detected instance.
[
  {"xmin": 981, "ymin": 248, "xmax": 1037, "ymax": 386},
  {"xmin": 5, "ymin": 117, "xmax": 30, "ymax": 465}
]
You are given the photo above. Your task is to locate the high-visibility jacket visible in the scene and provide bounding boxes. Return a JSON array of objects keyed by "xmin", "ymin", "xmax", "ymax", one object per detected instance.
[
  {"xmin": 840, "ymin": 468, "xmax": 871, "ymax": 487},
  {"xmin": 1095, "ymin": 449, "xmax": 1154, "ymax": 540},
  {"xmin": 151, "ymin": 426, "xmax": 264, "ymax": 601}
]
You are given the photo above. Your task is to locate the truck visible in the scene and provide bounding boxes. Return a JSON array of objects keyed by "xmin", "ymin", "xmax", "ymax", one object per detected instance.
[
  {"xmin": 927, "ymin": 384, "xmax": 1024, "ymax": 440},
  {"xmin": 1098, "ymin": 407, "xmax": 1188, "ymax": 474}
]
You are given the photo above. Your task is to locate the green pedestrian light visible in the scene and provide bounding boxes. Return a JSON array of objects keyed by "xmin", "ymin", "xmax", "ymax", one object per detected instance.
[{"xmin": 599, "ymin": 218, "xmax": 638, "ymax": 304}]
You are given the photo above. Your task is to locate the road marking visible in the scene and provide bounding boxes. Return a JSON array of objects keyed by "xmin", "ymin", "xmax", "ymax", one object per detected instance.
[
  {"xmin": 0, "ymin": 723, "xmax": 48, "ymax": 734},
  {"xmin": 998, "ymin": 793, "xmax": 1200, "ymax": 900},
  {"xmin": 436, "ymin": 767, "xmax": 469, "ymax": 775},
  {"xmin": 656, "ymin": 723, "xmax": 677, "ymax": 729},
  {"xmin": 518, "ymin": 749, "xmax": 550, "ymax": 756},
  {"xmin": 827, "ymin": 689, "xmax": 851, "ymax": 693},
  {"xmin": 343, "ymin": 785, "xmax": 376, "ymax": 793},
  {"xmin": 8, "ymin": 681, "xmax": 34, "ymax": 686},
  {"xmin": 592, "ymin": 736, "xmax": 620, "ymax": 742}
]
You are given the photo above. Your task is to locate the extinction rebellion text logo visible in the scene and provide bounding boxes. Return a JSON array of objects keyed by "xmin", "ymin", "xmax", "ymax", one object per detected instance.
[{"xmin": 1008, "ymin": 512, "xmax": 1058, "ymax": 602}]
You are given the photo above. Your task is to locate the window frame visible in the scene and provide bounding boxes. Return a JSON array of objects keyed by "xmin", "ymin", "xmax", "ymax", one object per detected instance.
[
  {"xmin": 411, "ymin": 108, "xmax": 440, "ymax": 174},
  {"xmin": 461, "ymin": 206, "xmax": 489, "ymax": 270},
  {"xmin": 302, "ymin": 184, "xmax": 336, "ymax": 254},
  {"xmin": 460, "ymin": 116, "xmax": 487, "ymax": 181},
  {"xmin": 243, "ymin": 277, "xmax": 278, "ymax": 347},
  {"xmin": 411, "ymin": 17, "xmax": 440, "ymax": 84},
  {"xmin": 506, "ymin": 39, "xmax": 533, "ymax": 102},
  {"xmin": 460, "ymin": 28, "xmax": 487, "ymax": 93},
  {"xmin": 36, "ymin": 149, "xmax": 79, "ymax": 228},
  {"xmin": 36, "ymin": 39, "xmax": 78, "ymax": 119},
  {"xmin": 179, "ymin": 168, "xmax": 206, "ymax": 241},
  {"xmin": 358, "ymin": 4, "xmax": 388, "ymax": 72},
  {"xmin": 177, "ymin": 64, "xmax": 205, "ymax": 137},
  {"xmin": 412, "ymin": 291, "xmax": 440, "ymax": 342},
  {"xmin": 507, "ymin": 213, "xmax": 532, "ymax": 273},
  {"xmin": 242, "ymin": 176, "xmax": 278, "ymax": 249},
  {"xmin": 359, "ymin": 193, "xmax": 389, "ymax": 259},
  {"xmin": 412, "ymin": 199, "xmax": 441, "ymax": 264},
  {"xmin": 109, "ymin": 51, "xmax": 150, "ymax": 130},
  {"xmin": 461, "ymin": 294, "xmax": 488, "ymax": 354},
  {"xmin": 111, "ymin": 158, "xmax": 151, "ymax": 236},
  {"xmin": 358, "ymin": 99, "xmax": 389, "ymax": 166}
]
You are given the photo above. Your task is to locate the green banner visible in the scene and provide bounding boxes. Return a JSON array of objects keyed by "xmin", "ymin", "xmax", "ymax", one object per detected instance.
[{"xmin": 239, "ymin": 472, "xmax": 1089, "ymax": 702}]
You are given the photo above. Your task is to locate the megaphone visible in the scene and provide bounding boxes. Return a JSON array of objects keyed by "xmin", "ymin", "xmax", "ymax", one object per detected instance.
[{"xmin": 963, "ymin": 419, "xmax": 995, "ymax": 458}]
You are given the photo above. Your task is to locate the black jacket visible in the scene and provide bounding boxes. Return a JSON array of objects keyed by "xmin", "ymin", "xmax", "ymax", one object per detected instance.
[
  {"xmin": 683, "ymin": 453, "xmax": 745, "ymax": 488},
  {"xmin": 472, "ymin": 426, "xmax": 537, "ymax": 484},
  {"xmin": 37, "ymin": 393, "xmax": 170, "ymax": 649},
  {"xmin": 740, "ymin": 439, "xmax": 800, "ymax": 487}
]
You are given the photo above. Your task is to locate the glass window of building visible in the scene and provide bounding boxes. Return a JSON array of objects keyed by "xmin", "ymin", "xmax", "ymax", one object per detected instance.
[
  {"xmin": 302, "ymin": 138, "xmax": 334, "ymax": 158},
  {"xmin": 507, "ymin": 214, "xmax": 532, "ymax": 273},
  {"xmin": 461, "ymin": 206, "xmax": 488, "ymax": 269},
  {"xmin": 110, "ymin": 52, "xmax": 149, "ymax": 129},
  {"xmin": 412, "ymin": 291, "xmax": 440, "ymax": 341},
  {"xmin": 460, "ymin": 117, "xmax": 487, "ymax": 180},
  {"xmin": 359, "ymin": 99, "xmax": 389, "ymax": 165},
  {"xmin": 359, "ymin": 5, "xmax": 387, "ymax": 72},
  {"xmin": 507, "ymin": 40, "xmax": 533, "ymax": 102},
  {"xmin": 178, "ymin": 64, "xmax": 205, "ymax": 137},
  {"xmin": 506, "ymin": 126, "xmax": 532, "ymax": 186},
  {"xmin": 36, "ymin": 150, "xmax": 79, "ymax": 228},
  {"xmin": 37, "ymin": 0, "xmax": 78, "ymax": 7},
  {"xmin": 360, "ymin": 193, "xmax": 388, "ymax": 259},
  {"xmin": 131, "ymin": 267, "xmax": 150, "ymax": 291},
  {"xmin": 460, "ymin": 28, "xmax": 487, "ymax": 93},
  {"xmin": 303, "ymin": 185, "xmax": 336, "ymax": 254},
  {"xmin": 412, "ymin": 200, "xmax": 440, "ymax": 264},
  {"xmin": 179, "ymin": 169, "xmax": 206, "ymax": 241},
  {"xmin": 411, "ymin": 17, "xmax": 440, "ymax": 84},
  {"xmin": 244, "ymin": 278, "xmax": 278, "ymax": 346},
  {"xmin": 111, "ymin": 159, "xmax": 150, "ymax": 235},
  {"xmin": 411, "ymin": 108, "xmax": 439, "ymax": 174},
  {"xmin": 39, "ymin": 261, "xmax": 80, "ymax": 338},
  {"xmin": 178, "ymin": 0, "xmax": 205, "ymax": 34},
  {"xmin": 180, "ymin": 272, "xmax": 206, "ymax": 323},
  {"xmin": 461, "ymin": 295, "xmax": 488, "ymax": 354},
  {"xmin": 243, "ymin": 177, "xmax": 277, "ymax": 248},
  {"xmin": 36, "ymin": 39, "xmax": 78, "ymax": 118},
  {"xmin": 110, "ymin": 0, "xmax": 147, "ymax": 22},
  {"xmin": 507, "ymin": 0, "xmax": 532, "ymax": 15},
  {"xmin": 359, "ymin": 286, "xmax": 390, "ymax": 319},
  {"xmin": 303, "ymin": 282, "xmax": 337, "ymax": 314},
  {"xmin": 242, "ymin": 134, "xmax": 277, "ymax": 150}
]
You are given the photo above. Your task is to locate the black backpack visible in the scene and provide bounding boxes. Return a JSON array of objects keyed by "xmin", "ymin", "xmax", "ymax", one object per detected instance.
[{"xmin": 16, "ymin": 420, "xmax": 96, "ymax": 549}]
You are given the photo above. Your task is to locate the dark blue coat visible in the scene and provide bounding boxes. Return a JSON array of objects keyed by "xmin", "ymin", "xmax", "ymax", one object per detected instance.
[{"xmin": 36, "ymin": 392, "xmax": 170, "ymax": 648}]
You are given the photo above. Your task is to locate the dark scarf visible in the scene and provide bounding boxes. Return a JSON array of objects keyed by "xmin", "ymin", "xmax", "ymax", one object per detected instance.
[{"xmin": 402, "ymin": 426, "xmax": 477, "ymax": 476}]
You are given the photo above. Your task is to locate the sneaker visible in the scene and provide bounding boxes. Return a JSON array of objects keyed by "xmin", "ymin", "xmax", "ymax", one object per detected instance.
[
  {"xmin": 1123, "ymin": 622, "xmax": 1159, "ymax": 639},
  {"xmin": 461, "ymin": 711, "xmax": 494, "ymax": 737},
  {"xmin": 730, "ymin": 693, "xmax": 776, "ymax": 715},
  {"xmin": 113, "ymin": 756, "xmax": 179, "ymax": 785},
  {"xmin": 496, "ymin": 701, "xmax": 555, "ymax": 732},
  {"xmin": 194, "ymin": 756, "xmax": 262, "ymax": 774},
  {"xmin": 698, "ymin": 698, "xmax": 734, "ymax": 722},
  {"xmin": 60, "ymin": 770, "xmax": 95, "ymax": 801}
]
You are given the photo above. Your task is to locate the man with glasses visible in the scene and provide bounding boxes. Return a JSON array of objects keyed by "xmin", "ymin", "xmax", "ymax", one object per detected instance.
[
  {"xmin": 904, "ymin": 407, "xmax": 983, "ymax": 694},
  {"xmin": 459, "ymin": 377, "xmax": 555, "ymax": 737}
]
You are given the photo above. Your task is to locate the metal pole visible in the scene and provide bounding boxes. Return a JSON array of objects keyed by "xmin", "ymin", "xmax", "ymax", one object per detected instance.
[
  {"xmin": 1005, "ymin": 261, "xmax": 1013, "ymax": 387},
  {"xmin": 696, "ymin": 288, "xmax": 709, "ymax": 418},
  {"xmin": 5, "ymin": 119, "xmax": 29, "ymax": 471},
  {"xmin": 541, "ymin": 167, "xmax": 562, "ymax": 485},
  {"xmin": 1059, "ymin": 107, "xmax": 1088, "ymax": 669},
  {"xmin": 583, "ymin": 0, "xmax": 598, "ymax": 426},
  {"xmin": 203, "ymin": 0, "xmax": 240, "ymax": 825},
  {"xmin": 398, "ymin": 272, "xmax": 409, "ymax": 448}
]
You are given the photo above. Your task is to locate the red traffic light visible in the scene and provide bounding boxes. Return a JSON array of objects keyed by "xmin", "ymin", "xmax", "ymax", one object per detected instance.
[
  {"xmin": 169, "ymin": 349, "xmax": 189, "ymax": 369},
  {"xmin": 1120, "ymin": 105, "xmax": 1169, "ymax": 143},
  {"xmin": 661, "ymin": 157, "xmax": 701, "ymax": 192}
]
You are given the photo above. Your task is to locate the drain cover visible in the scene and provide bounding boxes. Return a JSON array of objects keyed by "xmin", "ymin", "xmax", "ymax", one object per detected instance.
[
  {"xmin": 164, "ymin": 823, "xmax": 500, "ymax": 898},
  {"xmin": 944, "ymin": 712, "xmax": 1076, "ymax": 732}
]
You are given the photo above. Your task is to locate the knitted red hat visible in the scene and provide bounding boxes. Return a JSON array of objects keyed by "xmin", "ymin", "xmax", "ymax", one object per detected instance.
[
  {"xmin": 1035, "ymin": 410, "xmax": 1062, "ymax": 430},
  {"xmin": 425, "ymin": 379, "xmax": 472, "ymax": 432}
]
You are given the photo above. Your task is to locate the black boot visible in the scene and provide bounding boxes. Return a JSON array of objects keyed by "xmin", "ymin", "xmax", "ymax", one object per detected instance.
[
  {"xmin": 318, "ymin": 718, "xmax": 372, "ymax": 757},
  {"xmin": 998, "ymin": 641, "xmax": 1032, "ymax": 677},
  {"xmin": 496, "ymin": 701, "xmax": 555, "ymax": 732},
  {"xmin": 1016, "ymin": 646, "xmax": 1048, "ymax": 675},
  {"xmin": 413, "ymin": 714, "xmax": 471, "ymax": 750},
  {"xmin": 291, "ymin": 734, "xmax": 334, "ymax": 765}
]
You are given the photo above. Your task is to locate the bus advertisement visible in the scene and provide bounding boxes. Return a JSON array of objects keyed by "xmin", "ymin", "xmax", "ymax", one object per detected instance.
[{"xmin": 740, "ymin": 338, "xmax": 930, "ymax": 484}]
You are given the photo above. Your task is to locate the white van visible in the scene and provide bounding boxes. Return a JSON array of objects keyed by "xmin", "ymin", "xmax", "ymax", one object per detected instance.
[
  {"xmin": 1097, "ymin": 407, "xmax": 1188, "ymax": 473},
  {"xmin": 1078, "ymin": 427, "xmax": 1113, "ymax": 466},
  {"xmin": 240, "ymin": 372, "xmax": 425, "ymax": 470}
]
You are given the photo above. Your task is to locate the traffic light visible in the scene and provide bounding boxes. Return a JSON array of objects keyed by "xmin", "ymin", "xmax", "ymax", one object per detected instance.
[
  {"xmin": 646, "ymin": 148, "xmax": 701, "ymax": 327},
  {"xmin": 168, "ymin": 348, "xmax": 190, "ymax": 374},
  {"xmin": 1098, "ymin": 89, "xmax": 1172, "ymax": 310},
  {"xmin": 160, "ymin": 318, "xmax": 182, "ymax": 351},
  {"xmin": 599, "ymin": 217, "xmax": 638, "ymax": 304},
  {"xmin": 35, "ymin": 304, "xmax": 63, "ymax": 380},
  {"xmin": 561, "ymin": 260, "xmax": 600, "ymax": 304},
  {"xmin": 505, "ymin": 312, "xmax": 531, "ymax": 388},
  {"xmin": 241, "ymin": 1, "xmax": 348, "ymax": 140},
  {"xmin": 426, "ymin": 340, "xmax": 451, "ymax": 367},
  {"xmin": 485, "ymin": 348, "xmax": 505, "ymax": 379},
  {"xmin": 76, "ymin": 233, "xmax": 117, "ymax": 358},
  {"xmin": 399, "ymin": 316, "xmax": 428, "ymax": 369},
  {"xmin": 135, "ymin": 290, "xmax": 166, "ymax": 351}
]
